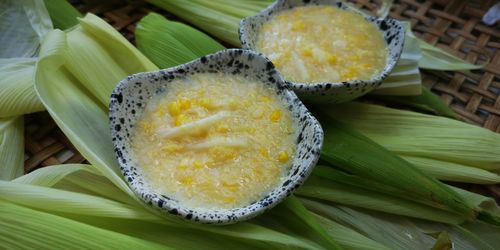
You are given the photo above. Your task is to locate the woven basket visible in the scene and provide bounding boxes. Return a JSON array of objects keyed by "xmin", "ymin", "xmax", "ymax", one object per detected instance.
[{"xmin": 24, "ymin": 0, "xmax": 500, "ymax": 200}]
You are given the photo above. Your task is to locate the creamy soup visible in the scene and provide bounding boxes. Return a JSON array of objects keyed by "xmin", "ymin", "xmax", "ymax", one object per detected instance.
[
  {"xmin": 256, "ymin": 5, "xmax": 388, "ymax": 83},
  {"xmin": 131, "ymin": 73, "xmax": 295, "ymax": 209}
]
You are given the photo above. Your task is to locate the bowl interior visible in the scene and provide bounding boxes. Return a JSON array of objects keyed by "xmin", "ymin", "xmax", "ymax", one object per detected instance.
[
  {"xmin": 109, "ymin": 49, "xmax": 323, "ymax": 224},
  {"xmin": 239, "ymin": 0, "xmax": 405, "ymax": 103}
]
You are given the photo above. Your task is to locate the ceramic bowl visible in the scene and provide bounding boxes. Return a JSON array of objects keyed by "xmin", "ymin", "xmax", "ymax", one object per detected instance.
[
  {"xmin": 239, "ymin": 0, "xmax": 405, "ymax": 103},
  {"xmin": 109, "ymin": 49, "xmax": 323, "ymax": 224}
]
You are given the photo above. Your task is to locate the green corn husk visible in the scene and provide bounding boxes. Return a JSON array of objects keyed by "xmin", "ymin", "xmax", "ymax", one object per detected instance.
[
  {"xmin": 297, "ymin": 174, "xmax": 465, "ymax": 224},
  {"xmin": 416, "ymin": 37, "xmax": 485, "ymax": 71},
  {"xmin": 43, "ymin": 0, "xmax": 82, "ymax": 30},
  {"xmin": 254, "ymin": 196, "xmax": 343, "ymax": 250},
  {"xmin": 0, "ymin": 200, "xmax": 170, "ymax": 250},
  {"xmin": 402, "ymin": 156, "xmax": 500, "ymax": 184},
  {"xmin": 312, "ymin": 213, "xmax": 392, "ymax": 250},
  {"xmin": 313, "ymin": 112, "xmax": 476, "ymax": 219},
  {"xmin": 302, "ymin": 165, "xmax": 500, "ymax": 224},
  {"xmin": 0, "ymin": 117, "xmax": 24, "ymax": 180},
  {"xmin": 0, "ymin": 0, "xmax": 52, "ymax": 117},
  {"xmin": 302, "ymin": 199, "xmax": 499, "ymax": 250},
  {"xmin": 321, "ymin": 102, "xmax": 500, "ymax": 171},
  {"xmin": 372, "ymin": 86, "xmax": 457, "ymax": 118},
  {"xmin": 135, "ymin": 13, "xmax": 224, "ymax": 68}
]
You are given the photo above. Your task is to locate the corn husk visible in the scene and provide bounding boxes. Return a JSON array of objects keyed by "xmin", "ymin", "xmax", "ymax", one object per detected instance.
[
  {"xmin": 402, "ymin": 156, "xmax": 500, "ymax": 184},
  {"xmin": 136, "ymin": 13, "xmax": 224, "ymax": 68},
  {"xmin": 372, "ymin": 86, "xmax": 457, "ymax": 118},
  {"xmin": 321, "ymin": 102, "xmax": 500, "ymax": 171},
  {"xmin": 254, "ymin": 196, "xmax": 343, "ymax": 250},
  {"xmin": 43, "ymin": 0, "xmax": 81, "ymax": 30},
  {"xmin": 0, "ymin": 0, "xmax": 52, "ymax": 117},
  {"xmin": 0, "ymin": 117, "xmax": 24, "ymax": 180},
  {"xmin": 417, "ymin": 37, "xmax": 485, "ymax": 71},
  {"xmin": 302, "ymin": 199, "xmax": 499, "ymax": 250},
  {"xmin": 313, "ymin": 213, "xmax": 392, "ymax": 250},
  {"xmin": 297, "ymin": 174, "xmax": 465, "ymax": 224},
  {"xmin": 313, "ymin": 113, "xmax": 476, "ymax": 219},
  {"xmin": 0, "ymin": 200, "xmax": 170, "ymax": 250}
]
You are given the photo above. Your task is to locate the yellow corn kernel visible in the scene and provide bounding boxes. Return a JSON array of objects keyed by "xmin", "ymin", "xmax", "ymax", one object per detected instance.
[
  {"xmin": 174, "ymin": 114, "xmax": 188, "ymax": 126},
  {"xmin": 301, "ymin": 48, "xmax": 313, "ymax": 57},
  {"xmin": 198, "ymin": 98, "xmax": 216, "ymax": 110},
  {"xmin": 223, "ymin": 196, "xmax": 236, "ymax": 203},
  {"xmin": 168, "ymin": 101, "xmax": 181, "ymax": 116},
  {"xmin": 244, "ymin": 127, "xmax": 256, "ymax": 133},
  {"xmin": 193, "ymin": 160, "xmax": 204, "ymax": 169},
  {"xmin": 362, "ymin": 63, "xmax": 373, "ymax": 69},
  {"xmin": 180, "ymin": 176, "xmax": 193, "ymax": 186},
  {"xmin": 216, "ymin": 124, "xmax": 229, "ymax": 133},
  {"xmin": 176, "ymin": 163, "xmax": 188, "ymax": 171},
  {"xmin": 222, "ymin": 182, "xmax": 239, "ymax": 192},
  {"xmin": 291, "ymin": 21, "xmax": 306, "ymax": 31},
  {"xmin": 259, "ymin": 148, "xmax": 269, "ymax": 158},
  {"xmin": 180, "ymin": 99, "xmax": 192, "ymax": 111},
  {"xmin": 259, "ymin": 96, "xmax": 272, "ymax": 103},
  {"xmin": 273, "ymin": 59, "xmax": 283, "ymax": 68},
  {"xmin": 270, "ymin": 110, "xmax": 282, "ymax": 122},
  {"xmin": 278, "ymin": 151, "xmax": 290, "ymax": 163},
  {"xmin": 327, "ymin": 54, "xmax": 337, "ymax": 65},
  {"xmin": 349, "ymin": 54, "xmax": 360, "ymax": 61},
  {"xmin": 161, "ymin": 144, "xmax": 182, "ymax": 153},
  {"xmin": 342, "ymin": 67, "xmax": 358, "ymax": 80},
  {"xmin": 228, "ymin": 98, "xmax": 239, "ymax": 110}
]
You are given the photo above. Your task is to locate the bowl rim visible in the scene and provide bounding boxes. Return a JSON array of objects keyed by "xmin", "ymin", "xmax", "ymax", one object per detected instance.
[
  {"xmin": 239, "ymin": 0, "xmax": 406, "ymax": 89},
  {"xmin": 109, "ymin": 48, "xmax": 324, "ymax": 224}
]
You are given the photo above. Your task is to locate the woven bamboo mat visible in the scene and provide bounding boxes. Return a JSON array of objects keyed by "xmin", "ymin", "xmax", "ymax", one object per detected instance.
[{"xmin": 24, "ymin": 0, "xmax": 500, "ymax": 199}]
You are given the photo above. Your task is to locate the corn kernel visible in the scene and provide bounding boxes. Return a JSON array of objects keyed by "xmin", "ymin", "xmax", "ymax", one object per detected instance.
[
  {"xmin": 180, "ymin": 176, "xmax": 193, "ymax": 185},
  {"xmin": 193, "ymin": 160, "xmax": 203, "ymax": 169},
  {"xmin": 223, "ymin": 197, "xmax": 236, "ymax": 203},
  {"xmin": 362, "ymin": 63, "xmax": 373, "ymax": 69},
  {"xmin": 161, "ymin": 144, "xmax": 182, "ymax": 153},
  {"xmin": 259, "ymin": 96, "xmax": 272, "ymax": 103},
  {"xmin": 301, "ymin": 48, "xmax": 313, "ymax": 57},
  {"xmin": 168, "ymin": 101, "xmax": 181, "ymax": 116},
  {"xmin": 198, "ymin": 98, "xmax": 216, "ymax": 110},
  {"xmin": 179, "ymin": 98, "xmax": 191, "ymax": 110},
  {"xmin": 176, "ymin": 164, "xmax": 187, "ymax": 171},
  {"xmin": 174, "ymin": 114, "xmax": 188, "ymax": 126},
  {"xmin": 291, "ymin": 21, "xmax": 306, "ymax": 31},
  {"xmin": 270, "ymin": 110, "xmax": 282, "ymax": 122},
  {"xmin": 327, "ymin": 54, "xmax": 337, "ymax": 65},
  {"xmin": 216, "ymin": 124, "xmax": 229, "ymax": 133},
  {"xmin": 260, "ymin": 148, "xmax": 269, "ymax": 158},
  {"xmin": 222, "ymin": 182, "xmax": 239, "ymax": 192},
  {"xmin": 278, "ymin": 151, "xmax": 290, "ymax": 163}
]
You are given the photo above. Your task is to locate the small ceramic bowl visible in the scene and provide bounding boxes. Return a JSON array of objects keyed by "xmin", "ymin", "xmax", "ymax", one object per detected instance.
[
  {"xmin": 239, "ymin": 0, "xmax": 405, "ymax": 103},
  {"xmin": 109, "ymin": 49, "xmax": 323, "ymax": 224}
]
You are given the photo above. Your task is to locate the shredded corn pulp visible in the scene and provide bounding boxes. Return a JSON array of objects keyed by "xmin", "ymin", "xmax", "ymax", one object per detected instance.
[
  {"xmin": 132, "ymin": 73, "xmax": 295, "ymax": 209},
  {"xmin": 256, "ymin": 5, "xmax": 388, "ymax": 83}
]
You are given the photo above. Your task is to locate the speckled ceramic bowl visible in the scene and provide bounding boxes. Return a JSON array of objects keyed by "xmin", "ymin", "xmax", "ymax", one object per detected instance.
[
  {"xmin": 109, "ymin": 49, "xmax": 323, "ymax": 224},
  {"xmin": 239, "ymin": 0, "xmax": 405, "ymax": 103}
]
